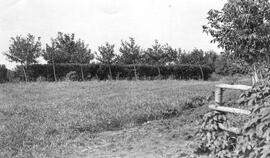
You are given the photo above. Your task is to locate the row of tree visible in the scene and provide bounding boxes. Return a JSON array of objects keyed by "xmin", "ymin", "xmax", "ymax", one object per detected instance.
[{"xmin": 4, "ymin": 32, "xmax": 220, "ymax": 82}]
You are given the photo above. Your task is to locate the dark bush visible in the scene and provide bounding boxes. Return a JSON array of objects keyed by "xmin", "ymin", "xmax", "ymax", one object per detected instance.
[
  {"xmin": 36, "ymin": 76, "xmax": 47, "ymax": 82},
  {"xmin": 16, "ymin": 63, "xmax": 213, "ymax": 81},
  {"xmin": 0, "ymin": 65, "xmax": 8, "ymax": 83},
  {"xmin": 65, "ymin": 71, "xmax": 79, "ymax": 81}
]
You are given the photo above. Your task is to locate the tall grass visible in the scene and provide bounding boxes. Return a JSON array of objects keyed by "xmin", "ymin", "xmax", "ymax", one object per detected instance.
[{"xmin": 0, "ymin": 80, "xmax": 217, "ymax": 157}]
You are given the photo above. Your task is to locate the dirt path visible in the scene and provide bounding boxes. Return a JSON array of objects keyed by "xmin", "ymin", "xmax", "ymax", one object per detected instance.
[{"xmin": 66, "ymin": 116, "xmax": 208, "ymax": 158}]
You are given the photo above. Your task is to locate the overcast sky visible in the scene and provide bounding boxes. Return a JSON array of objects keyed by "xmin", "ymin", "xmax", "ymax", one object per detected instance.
[{"xmin": 0, "ymin": 0, "xmax": 226, "ymax": 69}]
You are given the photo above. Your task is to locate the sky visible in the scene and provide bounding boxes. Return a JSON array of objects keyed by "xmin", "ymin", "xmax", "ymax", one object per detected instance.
[{"xmin": 0, "ymin": 0, "xmax": 226, "ymax": 69}]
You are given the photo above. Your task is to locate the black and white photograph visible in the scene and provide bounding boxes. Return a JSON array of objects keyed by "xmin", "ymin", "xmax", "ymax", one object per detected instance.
[{"xmin": 0, "ymin": 0, "xmax": 270, "ymax": 157}]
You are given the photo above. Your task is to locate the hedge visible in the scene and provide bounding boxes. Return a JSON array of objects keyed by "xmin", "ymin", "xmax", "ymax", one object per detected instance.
[
  {"xmin": 18, "ymin": 63, "xmax": 213, "ymax": 81},
  {"xmin": 0, "ymin": 65, "xmax": 8, "ymax": 83}
]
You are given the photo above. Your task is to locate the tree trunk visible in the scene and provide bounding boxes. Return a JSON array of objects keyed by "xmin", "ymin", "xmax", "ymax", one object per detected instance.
[
  {"xmin": 52, "ymin": 60, "xmax": 57, "ymax": 82},
  {"xmin": 80, "ymin": 65, "xmax": 85, "ymax": 81},
  {"xmin": 108, "ymin": 64, "xmax": 112, "ymax": 80},
  {"xmin": 157, "ymin": 66, "xmax": 161, "ymax": 79},
  {"xmin": 22, "ymin": 65, "xmax": 28, "ymax": 83},
  {"xmin": 133, "ymin": 62, "xmax": 137, "ymax": 80},
  {"xmin": 199, "ymin": 64, "xmax": 204, "ymax": 80}
]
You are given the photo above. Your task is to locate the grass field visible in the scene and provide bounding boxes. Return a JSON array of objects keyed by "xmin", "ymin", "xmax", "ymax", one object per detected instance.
[{"xmin": 0, "ymin": 80, "xmax": 222, "ymax": 157}]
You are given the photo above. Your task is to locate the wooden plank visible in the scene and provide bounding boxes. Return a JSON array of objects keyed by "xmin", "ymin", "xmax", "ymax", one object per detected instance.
[
  {"xmin": 209, "ymin": 104, "xmax": 251, "ymax": 115},
  {"xmin": 215, "ymin": 87, "xmax": 223, "ymax": 105},
  {"xmin": 218, "ymin": 123, "xmax": 241, "ymax": 134},
  {"xmin": 216, "ymin": 84, "xmax": 252, "ymax": 91}
]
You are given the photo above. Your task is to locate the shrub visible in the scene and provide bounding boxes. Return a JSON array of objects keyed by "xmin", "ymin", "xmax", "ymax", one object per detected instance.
[
  {"xmin": 36, "ymin": 76, "xmax": 47, "ymax": 82},
  {"xmin": 208, "ymin": 73, "xmax": 222, "ymax": 81},
  {"xmin": 0, "ymin": 65, "xmax": 8, "ymax": 83},
  {"xmin": 197, "ymin": 81, "xmax": 270, "ymax": 158},
  {"xmin": 65, "ymin": 71, "xmax": 79, "ymax": 81}
]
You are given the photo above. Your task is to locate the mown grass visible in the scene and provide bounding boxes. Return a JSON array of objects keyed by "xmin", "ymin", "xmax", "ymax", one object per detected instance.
[{"xmin": 0, "ymin": 80, "xmax": 218, "ymax": 157}]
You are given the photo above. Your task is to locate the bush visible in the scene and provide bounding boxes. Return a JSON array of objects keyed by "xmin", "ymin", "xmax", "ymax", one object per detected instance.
[
  {"xmin": 208, "ymin": 73, "xmax": 222, "ymax": 81},
  {"xmin": 0, "ymin": 65, "xmax": 8, "ymax": 83},
  {"xmin": 17, "ymin": 63, "xmax": 213, "ymax": 81},
  {"xmin": 36, "ymin": 76, "xmax": 47, "ymax": 82},
  {"xmin": 197, "ymin": 81, "xmax": 270, "ymax": 158},
  {"xmin": 65, "ymin": 71, "xmax": 79, "ymax": 81}
]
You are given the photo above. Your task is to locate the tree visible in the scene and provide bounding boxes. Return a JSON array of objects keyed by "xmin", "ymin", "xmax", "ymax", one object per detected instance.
[
  {"xmin": 204, "ymin": 50, "xmax": 218, "ymax": 70},
  {"xmin": 175, "ymin": 49, "xmax": 189, "ymax": 65},
  {"xmin": 43, "ymin": 32, "xmax": 93, "ymax": 81},
  {"xmin": 118, "ymin": 37, "xmax": 142, "ymax": 80},
  {"xmin": 51, "ymin": 32, "xmax": 76, "ymax": 63},
  {"xmin": 5, "ymin": 34, "xmax": 41, "ymax": 82},
  {"xmin": 203, "ymin": 0, "xmax": 270, "ymax": 83},
  {"xmin": 71, "ymin": 39, "xmax": 94, "ymax": 81},
  {"xmin": 145, "ymin": 40, "xmax": 174, "ymax": 79},
  {"xmin": 42, "ymin": 41, "xmax": 57, "ymax": 81},
  {"xmin": 96, "ymin": 42, "xmax": 116, "ymax": 80},
  {"xmin": 189, "ymin": 49, "xmax": 205, "ymax": 80},
  {"xmin": 163, "ymin": 44, "xmax": 178, "ymax": 64}
]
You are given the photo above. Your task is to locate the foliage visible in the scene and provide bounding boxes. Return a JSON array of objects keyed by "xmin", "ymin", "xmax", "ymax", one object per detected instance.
[
  {"xmin": 42, "ymin": 32, "xmax": 94, "ymax": 81},
  {"xmin": 5, "ymin": 34, "xmax": 41, "ymax": 66},
  {"xmin": 144, "ymin": 40, "xmax": 178, "ymax": 78},
  {"xmin": 43, "ymin": 32, "xmax": 93, "ymax": 64},
  {"xmin": 176, "ymin": 49, "xmax": 218, "ymax": 72},
  {"xmin": 5, "ymin": 34, "xmax": 42, "ymax": 82},
  {"xmin": 214, "ymin": 55, "xmax": 249, "ymax": 76},
  {"xmin": 19, "ymin": 63, "xmax": 213, "ymax": 81},
  {"xmin": 144, "ymin": 40, "xmax": 176, "ymax": 66},
  {"xmin": 197, "ymin": 111, "xmax": 237, "ymax": 158},
  {"xmin": 4, "ymin": 33, "xmax": 226, "ymax": 80},
  {"xmin": 65, "ymin": 71, "xmax": 79, "ymax": 81},
  {"xmin": 0, "ymin": 65, "xmax": 8, "ymax": 83},
  {"xmin": 236, "ymin": 102, "xmax": 270, "ymax": 158},
  {"xmin": 204, "ymin": 50, "xmax": 219, "ymax": 70},
  {"xmin": 43, "ymin": 32, "xmax": 75, "ymax": 63},
  {"xmin": 118, "ymin": 37, "xmax": 142, "ymax": 79},
  {"xmin": 185, "ymin": 49, "xmax": 205, "ymax": 65},
  {"xmin": 71, "ymin": 39, "xmax": 94, "ymax": 64},
  {"xmin": 203, "ymin": 0, "xmax": 270, "ymax": 65},
  {"xmin": 96, "ymin": 42, "xmax": 116, "ymax": 79},
  {"xmin": 197, "ymin": 81, "xmax": 270, "ymax": 158},
  {"xmin": 36, "ymin": 76, "xmax": 46, "ymax": 82},
  {"xmin": 96, "ymin": 42, "xmax": 116, "ymax": 65},
  {"xmin": 118, "ymin": 37, "xmax": 142, "ymax": 64},
  {"xmin": 235, "ymin": 81, "xmax": 270, "ymax": 158}
]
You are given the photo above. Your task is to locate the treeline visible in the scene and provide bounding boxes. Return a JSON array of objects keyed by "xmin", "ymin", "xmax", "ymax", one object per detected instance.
[{"xmin": 1, "ymin": 32, "xmax": 246, "ymax": 82}]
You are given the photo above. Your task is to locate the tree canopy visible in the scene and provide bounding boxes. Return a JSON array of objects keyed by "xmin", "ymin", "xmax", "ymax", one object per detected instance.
[
  {"xmin": 96, "ymin": 42, "xmax": 116, "ymax": 65},
  {"xmin": 43, "ymin": 32, "xmax": 93, "ymax": 64},
  {"xmin": 203, "ymin": 0, "xmax": 270, "ymax": 65},
  {"xmin": 5, "ymin": 34, "xmax": 41, "ymax": 66},
  {"xmin": 118, "ymin": 37, "xmax": 142, "ymax": 64},
  {"xmin": 144, "ymin": 40, "xmax": 176, "ymax": 66}
]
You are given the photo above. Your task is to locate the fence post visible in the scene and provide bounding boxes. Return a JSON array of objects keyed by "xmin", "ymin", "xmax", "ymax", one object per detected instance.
[{"xmin": 215, "ymin": 87, "xmax": 223, "ymax": 105}]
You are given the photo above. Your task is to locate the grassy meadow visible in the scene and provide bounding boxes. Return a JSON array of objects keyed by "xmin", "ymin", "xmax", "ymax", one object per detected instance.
[{"xmin": 0, "ymin": 80, "xmax": 220, "ymax": 157}]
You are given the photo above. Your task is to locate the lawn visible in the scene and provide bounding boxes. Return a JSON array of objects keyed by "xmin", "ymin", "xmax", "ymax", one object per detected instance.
[{"xmin": 0, "ymin": 80, "xmax": 218, "ymax": 157}]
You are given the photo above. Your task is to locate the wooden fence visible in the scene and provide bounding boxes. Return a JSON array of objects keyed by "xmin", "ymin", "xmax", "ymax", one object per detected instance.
[{"xmin": 208, "ymin": 84, "xmax": 252, "ymax": 134}]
